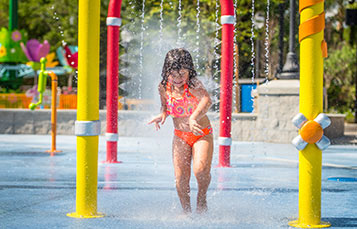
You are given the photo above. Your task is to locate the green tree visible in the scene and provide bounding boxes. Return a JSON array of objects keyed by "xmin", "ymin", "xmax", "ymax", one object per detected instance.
[
  {"xmin": 324, "ymin": 43, "xmax": 356, "ymax": 117},
  {"xmin": 1, "ymin": 0, "xmax": 355, "ymax": 114}
]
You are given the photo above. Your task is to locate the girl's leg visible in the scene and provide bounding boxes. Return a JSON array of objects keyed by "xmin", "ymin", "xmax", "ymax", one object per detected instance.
[
  {"xmin": 172, "ymin": 135, "xmax": 193, "ymax": 213},
  {"xmin": 192, "ymin": 134, "xmax": 213, "ymax": 213}
]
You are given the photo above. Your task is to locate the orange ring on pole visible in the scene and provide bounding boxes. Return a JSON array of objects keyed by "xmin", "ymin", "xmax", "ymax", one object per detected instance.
[
  {"xmin": 299, "ymin": 11, "xmax": 327, "ymax": 58},
  {"xmin": 299, "ymin": 0, "xmax": 323, "ymax": 13},
  {"xmin": 299, "ymin": 12, "xmax": 325, "ymax": 43}
]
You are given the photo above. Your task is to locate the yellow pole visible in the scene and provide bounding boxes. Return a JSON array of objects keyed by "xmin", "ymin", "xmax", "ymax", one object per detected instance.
[
  {"xmin": 67, "ymin": 0, "xmax": 103, "ymax": 218},
  {"xmin": 289, "ymin": 0, "xmax": 330, "ymax": 227}
]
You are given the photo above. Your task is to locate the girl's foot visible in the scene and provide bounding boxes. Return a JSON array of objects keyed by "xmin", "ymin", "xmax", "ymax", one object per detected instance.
[
  {"xmin": 196, "ymin": 197, "xmax": 208, "ymax": 214},
  {"xmin": 181, "ymin": 203, "xmax": 192, "ymax": 214},
  {"xmin": 177, "ymin": 210, "xmax": 193, "ymax": 220}
]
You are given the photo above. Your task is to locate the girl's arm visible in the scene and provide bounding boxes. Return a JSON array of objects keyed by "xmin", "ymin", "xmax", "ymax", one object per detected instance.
[
  {"xmin": 190, "ymin": 79, "xmax": 212, "ymax": 121},
  {"xmin": 148, "ymin": 83, "xmax": 168, "ymax": 130},
  {"xmin": 158, "ymin": 83, "xmax": 167, "ymax": 114}
]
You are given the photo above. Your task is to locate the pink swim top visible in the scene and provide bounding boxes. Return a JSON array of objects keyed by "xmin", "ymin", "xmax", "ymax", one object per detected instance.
[{"xmin": 166, "ymin": 83, "xmax": 199, "ymax": 118}]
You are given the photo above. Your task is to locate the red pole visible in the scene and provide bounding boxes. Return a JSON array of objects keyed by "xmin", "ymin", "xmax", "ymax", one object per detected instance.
[
  {"xmin": 104, "ymin": 0, "xmax": 122, "ymax": 163},
  {"xmin": 218, "ymin": 0, "xmax": 235, "ymax": 167}
]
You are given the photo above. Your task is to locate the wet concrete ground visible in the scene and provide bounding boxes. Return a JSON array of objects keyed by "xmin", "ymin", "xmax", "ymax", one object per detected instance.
[{"xmin": 0, "ymin": 134, "xmax": 356, "ymax": 228}]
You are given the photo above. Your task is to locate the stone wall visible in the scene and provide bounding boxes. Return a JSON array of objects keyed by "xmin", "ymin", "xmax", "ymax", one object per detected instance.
[
  {"xmin": 254, "ymin": 80, "xmax": 300, "ymax": 143},
  {"xmin": 0, "ymin": 80, "xmax": 345, "ymax": 143}
]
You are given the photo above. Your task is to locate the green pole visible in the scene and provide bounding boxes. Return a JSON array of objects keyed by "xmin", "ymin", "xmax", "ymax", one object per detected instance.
[
  {"xmin": 9, "ymin": 0, "xmax": 18, "ymax": 31},
  {"xmin": 8, "ymin": 0, "xmax": 18, "ymax": 86}
]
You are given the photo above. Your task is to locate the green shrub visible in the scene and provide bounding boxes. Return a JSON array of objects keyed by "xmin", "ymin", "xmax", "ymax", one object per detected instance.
[{"xmin": 324, "ymin": 43, "xmax": 356, "ymax": 117}]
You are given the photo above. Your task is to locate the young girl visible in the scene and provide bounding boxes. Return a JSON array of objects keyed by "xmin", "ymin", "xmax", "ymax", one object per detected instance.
[{"xmin": 148, "ymin": 48, "xmax": 213, "ymax": 214}]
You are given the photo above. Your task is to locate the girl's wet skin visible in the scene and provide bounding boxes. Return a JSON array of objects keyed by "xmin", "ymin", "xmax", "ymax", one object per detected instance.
[{"xmin": 148, "ymin": 48, "xmax": 213, "ymax": 214}]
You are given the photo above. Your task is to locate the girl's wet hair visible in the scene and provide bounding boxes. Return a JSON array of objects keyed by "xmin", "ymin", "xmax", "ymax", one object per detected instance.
[{"xmin": 161, "ymin": 48, "xmax": 197, "ymax": 89}]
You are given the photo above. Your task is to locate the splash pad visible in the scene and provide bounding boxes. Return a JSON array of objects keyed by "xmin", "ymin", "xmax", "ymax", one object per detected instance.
[
  {"xmin": 66, "ymin": 0, "xmax": 336, "ymax": 227},
  {"xmin": 0, "ymin": 0, "xmax": 348, "ymax": 227},
  {"xmin": 0, "ymin": 135, "xmax": 356, "ymax": 227}
]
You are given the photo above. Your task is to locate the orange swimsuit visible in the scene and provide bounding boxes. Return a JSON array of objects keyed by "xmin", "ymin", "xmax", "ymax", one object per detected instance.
[
  {"xmin": 174, "ymin": 126, "xmax": 212, "ymax": 147},
  {"xmin": 166, "ymin": 83, "xmax": 212, "ymax": 147}
]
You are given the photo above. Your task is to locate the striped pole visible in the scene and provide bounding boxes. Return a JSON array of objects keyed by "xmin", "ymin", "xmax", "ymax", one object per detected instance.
[
  {"xmin": 67, "ymin": 0, "xmax": 103, "ymax": 218},
  {"xmin": 218, "ymin": 0, "xmax": 235, "ymax": 167},
  {"xmin": 289, "ymin": 0, "xmax": 330, "ymax": 227}
]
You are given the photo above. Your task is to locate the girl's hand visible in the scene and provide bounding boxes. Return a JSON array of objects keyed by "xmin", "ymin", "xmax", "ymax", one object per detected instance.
[
  {"xmin": 189, "ymin": 117, "xmax": 204, "ymax": 136},
  {"xmin": 148, "ymin": 112, "xmax": 167, "ymax": 131}
]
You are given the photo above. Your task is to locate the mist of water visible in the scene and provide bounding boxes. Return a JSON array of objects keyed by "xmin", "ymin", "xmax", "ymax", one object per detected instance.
[
  {"xmin": 159, "ymin": 0, "xmax": 164, "ymax": 54},
  {"xmin": 176, "ymin": 0, "xmax": 183, "ymax": 47},
  {"xmin": 250, "ymin": 0, "xmax": 256, "ymax": 83},
  {"xmin": 49, "ymin": 5, "xmax": 79, "ymax": 83},
  {"xmin": 139, "ymin": 0, "xmax": 146, "ymax": 100},
  {"xmin": 212, "ymin": 0, "xmax": 221, "ymax": 112},
  {"xmin": 232, "ymin": 0, "xmax": 238, "ymax": 112},
  {"xmin": 50, "ymin": 5, "xmax": 65, "ymax": 43},
  {"xmin": 264, "ymin": 0, "xmax": 270, "ymax": 82},
  {"xmin": 121, "ymin": 13, "xmax": 219, "ymax": 113},
  {"xmin": 194, "ymin": 0, "xmax": 201, "ymax": 74}
]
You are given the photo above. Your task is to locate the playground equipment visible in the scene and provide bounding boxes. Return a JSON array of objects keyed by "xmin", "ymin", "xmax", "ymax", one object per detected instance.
[
  {"xmin": 21, "ymin": 40, "xmax": 51, "ymax": 67},
  {"xmin": 218, "ymin": 0, "xmax": 235, "ymax": 167},
  {"xmin": 29, "ymin": 57, "xmax": 61, "ymax": 155},
  {"xmin": 0, "ymin": 0, "xmax": 63, "ymax": 90},
  {"xmin": 56, "ymin": 44, "xmax": 78, "ymax": 92},
  {"xmin": 104, "ymin": 0, "xmax": 123, "ymax": 164},
  {"xmin": 21, "ymin": 39, "xmax": 51, "ymax": 87},
  {"xmin": 288, "ymin": 0, "xmax": 331, "ymax": 228},
  {"xmin": 56, "ymin": 45, "xmax": 78, "ymax": 69},
  {"xmin": 0, "ymin": 0, "xmax": 31, "ymax": 88},
  {"xmin": 68, "ymin": 0, "xmax": 235, "ymax": 217},
  {"xmin": 67, "ymin": 0, "xmax": 102, "ymax": 218},
  {"xmin": 63, "ymin": 45, "xmax": 78, "ymax": 69},
  {"xmin": 69, "ymin": 1, "xmax": 333, "ymax": 226}
]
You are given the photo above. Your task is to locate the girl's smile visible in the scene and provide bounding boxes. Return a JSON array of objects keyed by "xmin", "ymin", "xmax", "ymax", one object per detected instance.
[
  {"xmin": 173, "ymin": 80, "xmax": 184, "ymax": 85},
  {"xmin": 168, "ymin": 69, "xmax": 189, "ymax": 87}
]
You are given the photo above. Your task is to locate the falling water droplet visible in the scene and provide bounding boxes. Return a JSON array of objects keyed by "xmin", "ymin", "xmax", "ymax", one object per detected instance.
[
  {"xmin": 176, "ymin": 0, "xmax": 183, "ymax": 46},
  {"xmin": 232, "ymin": 0, "xmax": 238, "ymax": 112},
  {"xmin": 213, "ymin": 0, "xmax": 221, "ymax": 112},
  {"xmin": 250, "ymin": 0, "xmax": 256, "ymax": 82},
  {"xmin": 138, "ymin": 0, "xmax": 146, "ymax": 101},
  {"xmin": 194, "ymin": 0, "xmax": 201, "ymax": 74},
  {"xmin": 264, "ymin": 0, "xmax": 270, "ymax": 82},
  {"xmin": 159, "ymin": 0, "xmax": 164, "ymax": 54}
]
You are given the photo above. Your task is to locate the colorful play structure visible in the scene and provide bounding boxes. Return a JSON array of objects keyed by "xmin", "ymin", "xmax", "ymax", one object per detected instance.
[
  {"xmin": 1, "ymin": 0, "xmax": 334, "ymax": 227},
  {"xmin": 0, "ymin": 0, "xmax": 31, "ymax": 88},
  {"xmin": 68, "ymin": 0, "xmax": 333, "ymax": 227},
  {"xmin": 0, "ymin": 0, "xmax": 78, "ymax": 95},
  {"xmin": 28, "ymin": 58, "xmax": 61, "ymax": 155}
]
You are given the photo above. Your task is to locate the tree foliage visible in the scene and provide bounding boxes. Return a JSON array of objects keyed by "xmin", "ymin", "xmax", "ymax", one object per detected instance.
[
  {"xmin": 0, "ymin": 0, "xmax": 355, "ymax": 114},
  {"xmin": 324, "ymin": 43, "xmax": 356, "ymax": 116}
]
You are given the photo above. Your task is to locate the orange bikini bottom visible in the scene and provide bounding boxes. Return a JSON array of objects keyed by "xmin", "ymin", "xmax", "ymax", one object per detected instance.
[{"xmin": 174, "ymin": 126, "xmax": 213, "ymax": 147}]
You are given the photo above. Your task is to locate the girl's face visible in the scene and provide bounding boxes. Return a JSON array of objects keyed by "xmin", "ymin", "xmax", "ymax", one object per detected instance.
[{"xmin": 168, "ymin": 69, "xmax": 189, "ymax": 88}]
